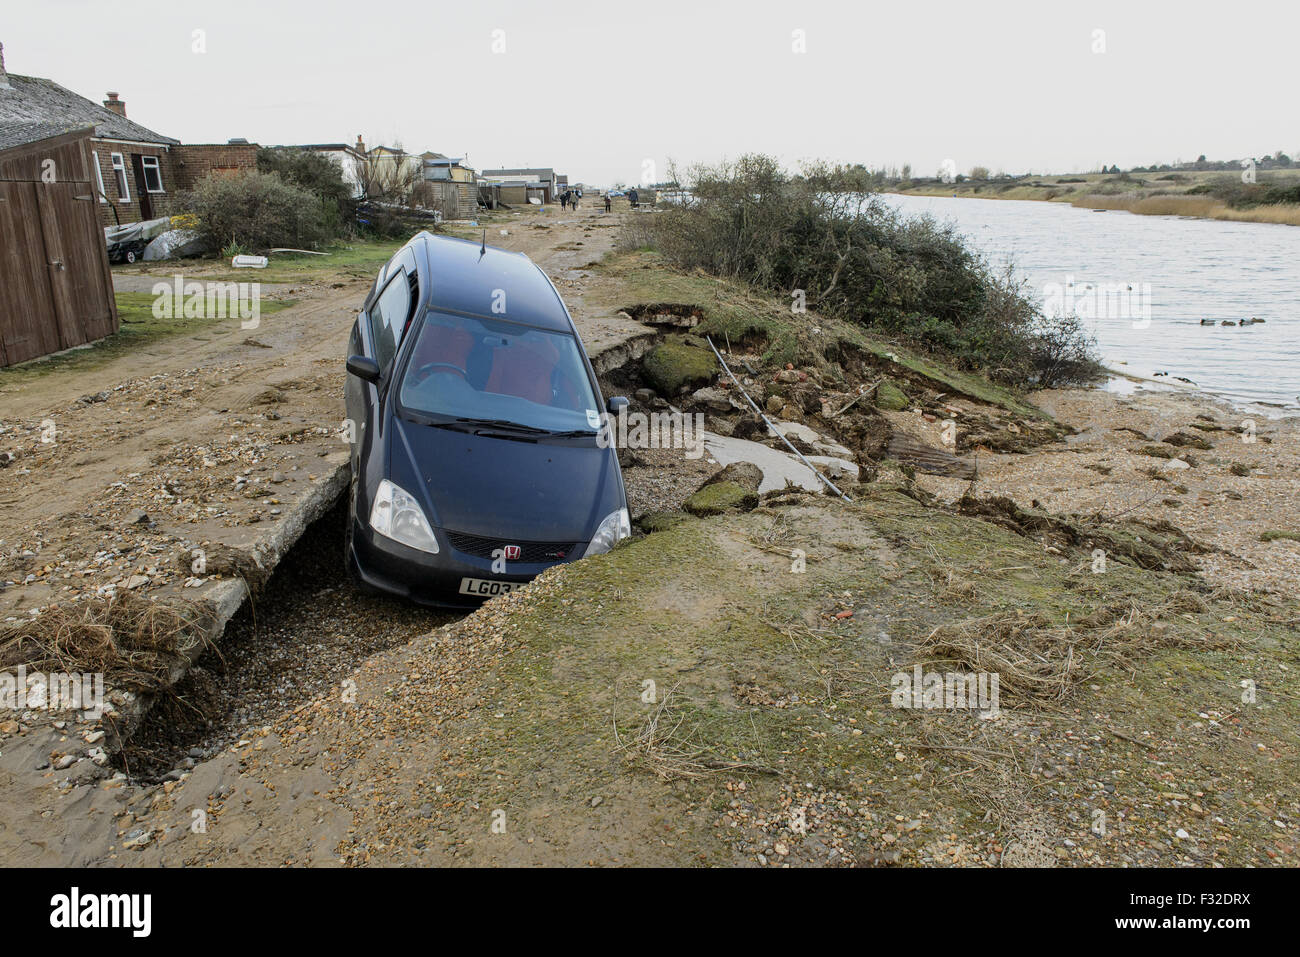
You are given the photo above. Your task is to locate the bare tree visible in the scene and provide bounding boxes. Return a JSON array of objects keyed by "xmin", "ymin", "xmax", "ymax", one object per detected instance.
[{"xmin": 352, "ymin": 142, "xmax": 421, "ymax": 204}]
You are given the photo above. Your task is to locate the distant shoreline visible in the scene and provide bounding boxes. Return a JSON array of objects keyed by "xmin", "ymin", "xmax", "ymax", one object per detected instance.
[
  {"xmin": 883, "ymin": 171, "xmax": 1300, "ymax": 227},
  {"xmin": 1096, "ymin": 365, "xmax": 1298, "ymax": 421}
]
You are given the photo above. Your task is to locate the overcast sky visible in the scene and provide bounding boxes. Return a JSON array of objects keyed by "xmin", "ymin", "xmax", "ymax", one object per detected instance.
[{"xmin": 5, "ymin": 0, "xmax": 1295, "ymax": 185}]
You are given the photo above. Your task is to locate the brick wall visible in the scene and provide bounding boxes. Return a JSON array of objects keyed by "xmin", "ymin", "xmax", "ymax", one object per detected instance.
[
  {"xmin": 89, "ymin": 142, "xmax": 258, "ymax": 229},
  {"xmin": 171, "ymin": 143, "xmax": 258, "ymax": 191}
]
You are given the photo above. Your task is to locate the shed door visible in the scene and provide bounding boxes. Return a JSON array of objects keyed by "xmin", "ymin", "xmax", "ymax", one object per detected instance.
[
  {"xmin": 0, "ymin": 182, "xmax": 61, "ymax": 366},
  {"xmin": 35, "ymin": 182, "xmax": 119, "ymax": 346}
]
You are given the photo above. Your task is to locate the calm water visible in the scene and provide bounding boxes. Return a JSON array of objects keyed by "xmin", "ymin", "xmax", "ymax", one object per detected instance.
[{"xmin": 882, "ymin": 194, "xmax": 1300, "ymax": 415}]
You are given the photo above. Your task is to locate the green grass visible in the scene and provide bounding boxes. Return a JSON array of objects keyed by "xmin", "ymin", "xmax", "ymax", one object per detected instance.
[
  {"xmin": 430, "ymin": 485, "xmax": 1300, "ymax": 865},
  {"xmin": 110, "ymin": 237, "xmax": 407, "ymax": 285},
  {"xmin": 0, "ymin": 292, "xmax": 294, "ymax": 386}
]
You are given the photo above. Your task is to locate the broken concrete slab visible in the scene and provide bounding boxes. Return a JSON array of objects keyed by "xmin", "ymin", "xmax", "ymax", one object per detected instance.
[
  {"xmin": 703, "ymin": 431, "xmax": 824, "ymax": 493},
  {"xmin": 805, "ymin": 455, "xmax": 860, "ymax": 482},
  {"xmin": 768, "ymin": 420, "xmax": 821, "ymax": 444}
]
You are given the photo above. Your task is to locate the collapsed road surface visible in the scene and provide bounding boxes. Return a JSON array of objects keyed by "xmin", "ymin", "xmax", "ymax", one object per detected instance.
[
  {"xmin": 0, "ymin": 205, "xmax": 650, "ymax": 863},
  {"xmin": 119, "ymin": 499, "xmax": 461, "ymax": 782}
]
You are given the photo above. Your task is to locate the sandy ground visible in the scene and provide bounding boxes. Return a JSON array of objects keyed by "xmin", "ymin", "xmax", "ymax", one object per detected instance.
[{"xmin": 908, "ymin": 387, "xmax": 1300, "ymax": 599}]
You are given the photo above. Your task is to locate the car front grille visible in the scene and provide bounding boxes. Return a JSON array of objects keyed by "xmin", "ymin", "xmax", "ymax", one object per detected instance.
[{"xmin": 444, "ymin": 530, "xmax": 579, "ymax": 563}]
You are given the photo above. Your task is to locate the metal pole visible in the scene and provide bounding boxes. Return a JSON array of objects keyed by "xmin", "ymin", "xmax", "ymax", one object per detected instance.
[{"xmin": 705, "ymin": 336, "xmax": 852, "ymax": 503}]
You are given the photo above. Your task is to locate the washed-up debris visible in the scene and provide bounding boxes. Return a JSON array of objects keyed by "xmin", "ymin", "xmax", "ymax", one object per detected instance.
[
  {"xmin": 956, "ymin": 493, "xmax": 1206, "ymax": 572},
  {"xmin": 0, "ymin": 592, "xmax": 210, "ymax": 694},
  {"xmin": 886, "ymin": 433, "xmax": 976, "ymax": 479}
]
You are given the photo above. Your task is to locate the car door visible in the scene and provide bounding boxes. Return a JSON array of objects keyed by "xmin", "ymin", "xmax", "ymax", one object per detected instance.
[
  {"xmin": 344, "ymin": 316, "xmax": 370, "ymax": 472},
  {"xmin": 345, "ymin": 266, "xmax": 416, "ymax": 471}
]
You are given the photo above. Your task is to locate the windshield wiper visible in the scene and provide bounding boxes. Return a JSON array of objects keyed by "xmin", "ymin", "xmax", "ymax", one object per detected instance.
[
  {"xmin": 423, "ymin": 419, "xmax": 474, "ymax": 433},
  {"xmin": 453, "ymin": 417, "xmax": 550, "ymax": 434}
]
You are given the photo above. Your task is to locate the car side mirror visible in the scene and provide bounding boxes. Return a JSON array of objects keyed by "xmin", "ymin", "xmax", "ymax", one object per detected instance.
[
  {"xmin": 606, "ymin": 396, "xmax": 630, "ymax": 415},
  {"xmin": 347, "ymin": 355, "xmax": 382, "ymax": 383}
]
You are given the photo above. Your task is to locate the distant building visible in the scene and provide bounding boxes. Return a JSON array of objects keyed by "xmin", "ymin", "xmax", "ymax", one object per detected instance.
[
  {"xmin": 367, "ymin": 144, "xmax": 420, "ymax": 179},
  {"xmin": 480, "ymin": 167, "xmax": 563, "ymax": 203},
  {"xmin": 280, "ymin": 137, "xmax": 367, "ymax": 198},
  {"xmin": 418, "ymin": 153, "xmax": 477, "ymax": 219},
  {"xmin": 420, "ymin": 152, "xmax": 475, "ymax": 183}
]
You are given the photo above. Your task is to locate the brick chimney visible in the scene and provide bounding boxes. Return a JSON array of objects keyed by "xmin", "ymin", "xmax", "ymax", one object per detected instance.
[
  {"xmin": 0, "ymin": 42, "xmax": 10, "ymax": 89},
  {"xmin": 103, "ymin": 92, "xmax": 126, "ymax": 117},
  {"xmin": 355, "ymin": 134, "xmax": 366, "ymax": 153}
]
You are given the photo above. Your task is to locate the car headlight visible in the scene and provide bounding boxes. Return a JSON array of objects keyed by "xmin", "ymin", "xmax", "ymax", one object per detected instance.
[
  {"xmin": 369, "ymin": 479, "xmax": 439, "ymax": 554},
  {"xmin": 584, "ymin": 507, "xmax": 631, "ymax": 557}
]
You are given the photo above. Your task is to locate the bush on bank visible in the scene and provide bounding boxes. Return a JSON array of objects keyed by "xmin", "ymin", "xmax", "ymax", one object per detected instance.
[
  {"xmin": 182, "ymin": 170, "xmax": 332, "ymax": 252},
  {"xmin": 634, "ymin": 154, "xmax": 1100, "ymax": 389},
  {"xmin": 257, "ymin": 147, "xmax": 357, "ymax": 237}
]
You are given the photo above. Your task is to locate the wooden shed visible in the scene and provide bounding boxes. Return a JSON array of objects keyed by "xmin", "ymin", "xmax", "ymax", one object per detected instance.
[
  {"xmin": 0, "ymin": 123, "xmax": 118, "ymax": 367},
  {"xmin": 494, "ymin": 182, "xmax": 530, "ymax": 206}
]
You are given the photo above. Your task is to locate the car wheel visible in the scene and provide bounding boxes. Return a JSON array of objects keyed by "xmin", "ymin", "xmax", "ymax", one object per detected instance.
[
  {"xmin": 125, "ymin": 250, "xmax": 136, "ymax": 263},
  {"xmin": 343, "ymin": 470, "xmax": 358, "ymax": 572}
]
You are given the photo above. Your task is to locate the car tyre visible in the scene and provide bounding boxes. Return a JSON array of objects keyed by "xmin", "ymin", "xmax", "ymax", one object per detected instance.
[{"xmin": 343, "ymin": 470, "xmax": 377, "ymax": 595}]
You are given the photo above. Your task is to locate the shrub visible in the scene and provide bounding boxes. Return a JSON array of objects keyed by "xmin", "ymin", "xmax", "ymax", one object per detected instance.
[
  {"xmin": 1187, "ymin": 176, "xmax": 1300, "ymax": 209},
  {"xmin": 257, "ymin": 147, "xmax": 357, "ymax": 238},
  {"xmin": 183, "ymin": 170, "xmax": 331, "ymax": 252},
  {"xmin": 631, "ymin": 155, "xmax": 1100, "ymax": 388},
  {"xmin": 1026, "ymin": 312, "xmax": 1100, "ymax": 388},
  {"xmin": 256, "ymin": 147, "xmax": 355, "ymax": 224}
]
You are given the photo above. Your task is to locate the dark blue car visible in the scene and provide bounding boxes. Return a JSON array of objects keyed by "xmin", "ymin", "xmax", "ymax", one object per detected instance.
[{"xmin": 343, "ymin": 231, "xmax": 630, "ymax": 607}]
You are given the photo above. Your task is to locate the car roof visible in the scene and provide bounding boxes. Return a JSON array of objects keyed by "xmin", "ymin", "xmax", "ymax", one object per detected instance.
[{"xmin": 400, "ymin": 231, "xmax": 575, "ymax": 334}]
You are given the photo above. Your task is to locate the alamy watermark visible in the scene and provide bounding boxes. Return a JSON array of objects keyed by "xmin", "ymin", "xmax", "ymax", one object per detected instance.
[
  {"xmin": 2, "ymin": 666, "xmax": 104, "ymax": 719},
  {"xmin": 1042, "ymin": 276, "xmax": 1151, "ymax": 328},
  {"xmin": 151, "ymin": 276, "xmax": 261, "ymax": 329},
  {"xmin": 597, "ymin": 409, "xmax": 706, "ymax": 459},
  {"xmin": 891, "ymin": 665, "xmax": 1000, "ymax": 714}
]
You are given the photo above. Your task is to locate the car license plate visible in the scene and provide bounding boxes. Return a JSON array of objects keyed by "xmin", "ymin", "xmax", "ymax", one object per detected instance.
[{"xmin": 458, "ymin": 577, "xmax": 518, "ymax": 597}]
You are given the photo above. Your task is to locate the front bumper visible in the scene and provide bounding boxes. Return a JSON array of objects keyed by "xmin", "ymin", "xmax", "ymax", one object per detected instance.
[{"xmin": 348, "ymin": 515, "xmax": 584, "ymax": 609}]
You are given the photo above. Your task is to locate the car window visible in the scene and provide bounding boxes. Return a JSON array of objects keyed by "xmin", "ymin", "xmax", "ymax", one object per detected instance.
[
  {"xmin": 398, "ymin": 310, "xmax": 601, "ymax": 433},
  {"xmin": 368, "ymin": 272, "xmax": 412, "ymax": 372}
]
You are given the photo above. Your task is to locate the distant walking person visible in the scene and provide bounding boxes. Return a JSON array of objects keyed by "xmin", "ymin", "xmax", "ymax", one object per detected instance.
[
  {"xmin": 561, "ymin": 190, "xmax": 569, "ymax": 210},
  {"xmin": 629, "ymin": 188, "xmax": 639, "ymax": 209},
  {"xmin": 571, "ymin": 191, "xmax": 579, "ymax": 210},
  {"xmin": 604, "ymin": 193, "xmax": 612, "ymax": 212}
]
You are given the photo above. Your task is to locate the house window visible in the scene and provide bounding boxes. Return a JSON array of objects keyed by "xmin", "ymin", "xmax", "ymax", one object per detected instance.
[
  {"xmin": 141, "ymin": 155, "xmax": 164, "ymax": 193},
  {"xmin": 109, "ymin": 152, "xmax": 131, "ymax": 201},
  {"xmin": 110, "ymin": 153, "xmax": 131, "ymax": 202},
  {"xmin": 93, "ymin": 153, "xmax": 107, "ymax": 202}
]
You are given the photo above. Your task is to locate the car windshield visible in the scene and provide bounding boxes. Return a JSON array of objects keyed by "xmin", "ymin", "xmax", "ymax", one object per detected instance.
[{"xmin": 398, "ymin": 310, "xmax": 601, "ymax": 433}]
